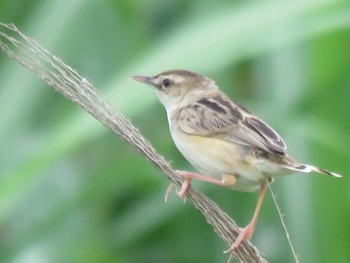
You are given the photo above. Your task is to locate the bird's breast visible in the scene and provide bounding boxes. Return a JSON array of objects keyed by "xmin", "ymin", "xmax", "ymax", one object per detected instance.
[{"xmin": 169, "ymin": 127, "xmax": 265, "ymax": 191}]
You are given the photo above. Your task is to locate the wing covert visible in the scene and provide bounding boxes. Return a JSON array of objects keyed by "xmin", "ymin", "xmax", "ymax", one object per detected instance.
[{"xmin": 174, "ymin": 95, "xmax": 287, "ymax": 155}]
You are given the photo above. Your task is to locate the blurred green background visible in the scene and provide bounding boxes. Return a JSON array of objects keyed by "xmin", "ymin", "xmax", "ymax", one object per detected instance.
[{"xmin": 0, "ymin": 1, "xmax": 349, "ymax": 262}]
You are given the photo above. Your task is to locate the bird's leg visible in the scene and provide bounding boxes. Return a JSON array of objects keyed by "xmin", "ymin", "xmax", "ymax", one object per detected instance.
[
  {"xmin": 165, "ymin": 171, "xmax": 237, "ymax": 201},
  {"xmin": 224, "ymin": 180, "xmax": 268, "ymax": 253},
  {"xmin": 175, "ymin": 175, "xmax": 192, "ymax": 199}
]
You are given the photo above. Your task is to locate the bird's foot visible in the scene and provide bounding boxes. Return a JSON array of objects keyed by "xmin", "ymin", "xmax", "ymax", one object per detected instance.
[
  {"xmin": 224, "ymin": 223, "xmax": 254, "ymax": 253},
  {"xmin": 164, "ymin": 171, "xmax": 193, "ymax": 202}
]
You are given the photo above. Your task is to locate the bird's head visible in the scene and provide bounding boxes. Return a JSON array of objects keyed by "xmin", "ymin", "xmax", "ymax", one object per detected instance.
[{"xmin": 132, "ymin": 70, "xmax": 217, "ymax": 111}]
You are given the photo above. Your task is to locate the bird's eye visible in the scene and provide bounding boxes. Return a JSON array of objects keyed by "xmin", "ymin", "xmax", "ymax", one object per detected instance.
[{"xmin": 162, "ymin": 79, "xmax": 171, "ymax": 88}]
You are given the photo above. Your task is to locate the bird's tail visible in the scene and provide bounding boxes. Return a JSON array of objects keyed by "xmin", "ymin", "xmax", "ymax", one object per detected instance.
[{"xmin": 283, "ymin": 163, "xmax": 342, "ymax": 178}]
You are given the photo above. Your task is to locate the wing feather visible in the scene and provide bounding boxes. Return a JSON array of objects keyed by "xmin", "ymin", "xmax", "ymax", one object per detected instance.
[{"xmin": 175, "ymin": 95, "xmax": 287, "ymax": 155}]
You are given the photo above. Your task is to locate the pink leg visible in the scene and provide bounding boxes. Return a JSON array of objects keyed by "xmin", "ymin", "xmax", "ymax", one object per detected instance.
[
  {"xmin": 176, "ymin": 176, "xmax": 192, "ymax": 199},
  {"xmin": 165, "ymin": 179, "xmax": 192, "ymax": 201},
  {"xmin": 225, "ymin": 180, "xmax": 268, "ymax": 253},
  {"xmin": 178, "ymin": 171, "xmax": 227, "ymax": 186},
  {"xmin": 165, "ymin": 171, "xmax": 236, "ymax": 201}
]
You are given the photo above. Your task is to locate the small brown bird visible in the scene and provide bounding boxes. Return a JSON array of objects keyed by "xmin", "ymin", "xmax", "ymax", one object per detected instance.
[{"xmin": 132, "ymin": 69, "xmax": 341, "ymax": 252}]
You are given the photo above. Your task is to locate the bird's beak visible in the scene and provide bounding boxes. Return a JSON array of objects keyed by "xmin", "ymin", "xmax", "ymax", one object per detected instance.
[{"xmin": 131, "ymin": 75, "xmax": 155, "ymax": 86}]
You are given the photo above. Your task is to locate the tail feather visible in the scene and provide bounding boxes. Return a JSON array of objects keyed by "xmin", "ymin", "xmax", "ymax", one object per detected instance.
[{"xmin": 284, "ymin": 164, "xmax": 342, "ymax": 178}]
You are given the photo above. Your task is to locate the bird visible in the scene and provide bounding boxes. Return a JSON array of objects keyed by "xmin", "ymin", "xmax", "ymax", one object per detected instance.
[{"xmin": 131, "ymin": 69, "xmax": 341, "ymax": 253}]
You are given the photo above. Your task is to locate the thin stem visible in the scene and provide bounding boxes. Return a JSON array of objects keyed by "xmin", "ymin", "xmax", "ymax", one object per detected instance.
[{"xmin": 268, "ymin": 183, "xmax": 299, "ymax": 263}]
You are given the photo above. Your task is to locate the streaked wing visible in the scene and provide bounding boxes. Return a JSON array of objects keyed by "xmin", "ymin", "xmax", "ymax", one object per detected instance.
[{"xmin": 176, "ymin": 95, "xmax": 287, "ymax": 155}]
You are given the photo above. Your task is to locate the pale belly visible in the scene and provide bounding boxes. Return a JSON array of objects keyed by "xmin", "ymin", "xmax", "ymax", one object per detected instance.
[{"xmin": 170, "ymin": 129, "xmax": 268, "ymax": 192}]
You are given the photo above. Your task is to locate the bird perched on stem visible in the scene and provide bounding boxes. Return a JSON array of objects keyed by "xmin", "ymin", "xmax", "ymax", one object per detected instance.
[{"xmin": 132, "ymin": 69, "xmax": 341, "ymax": 253}]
